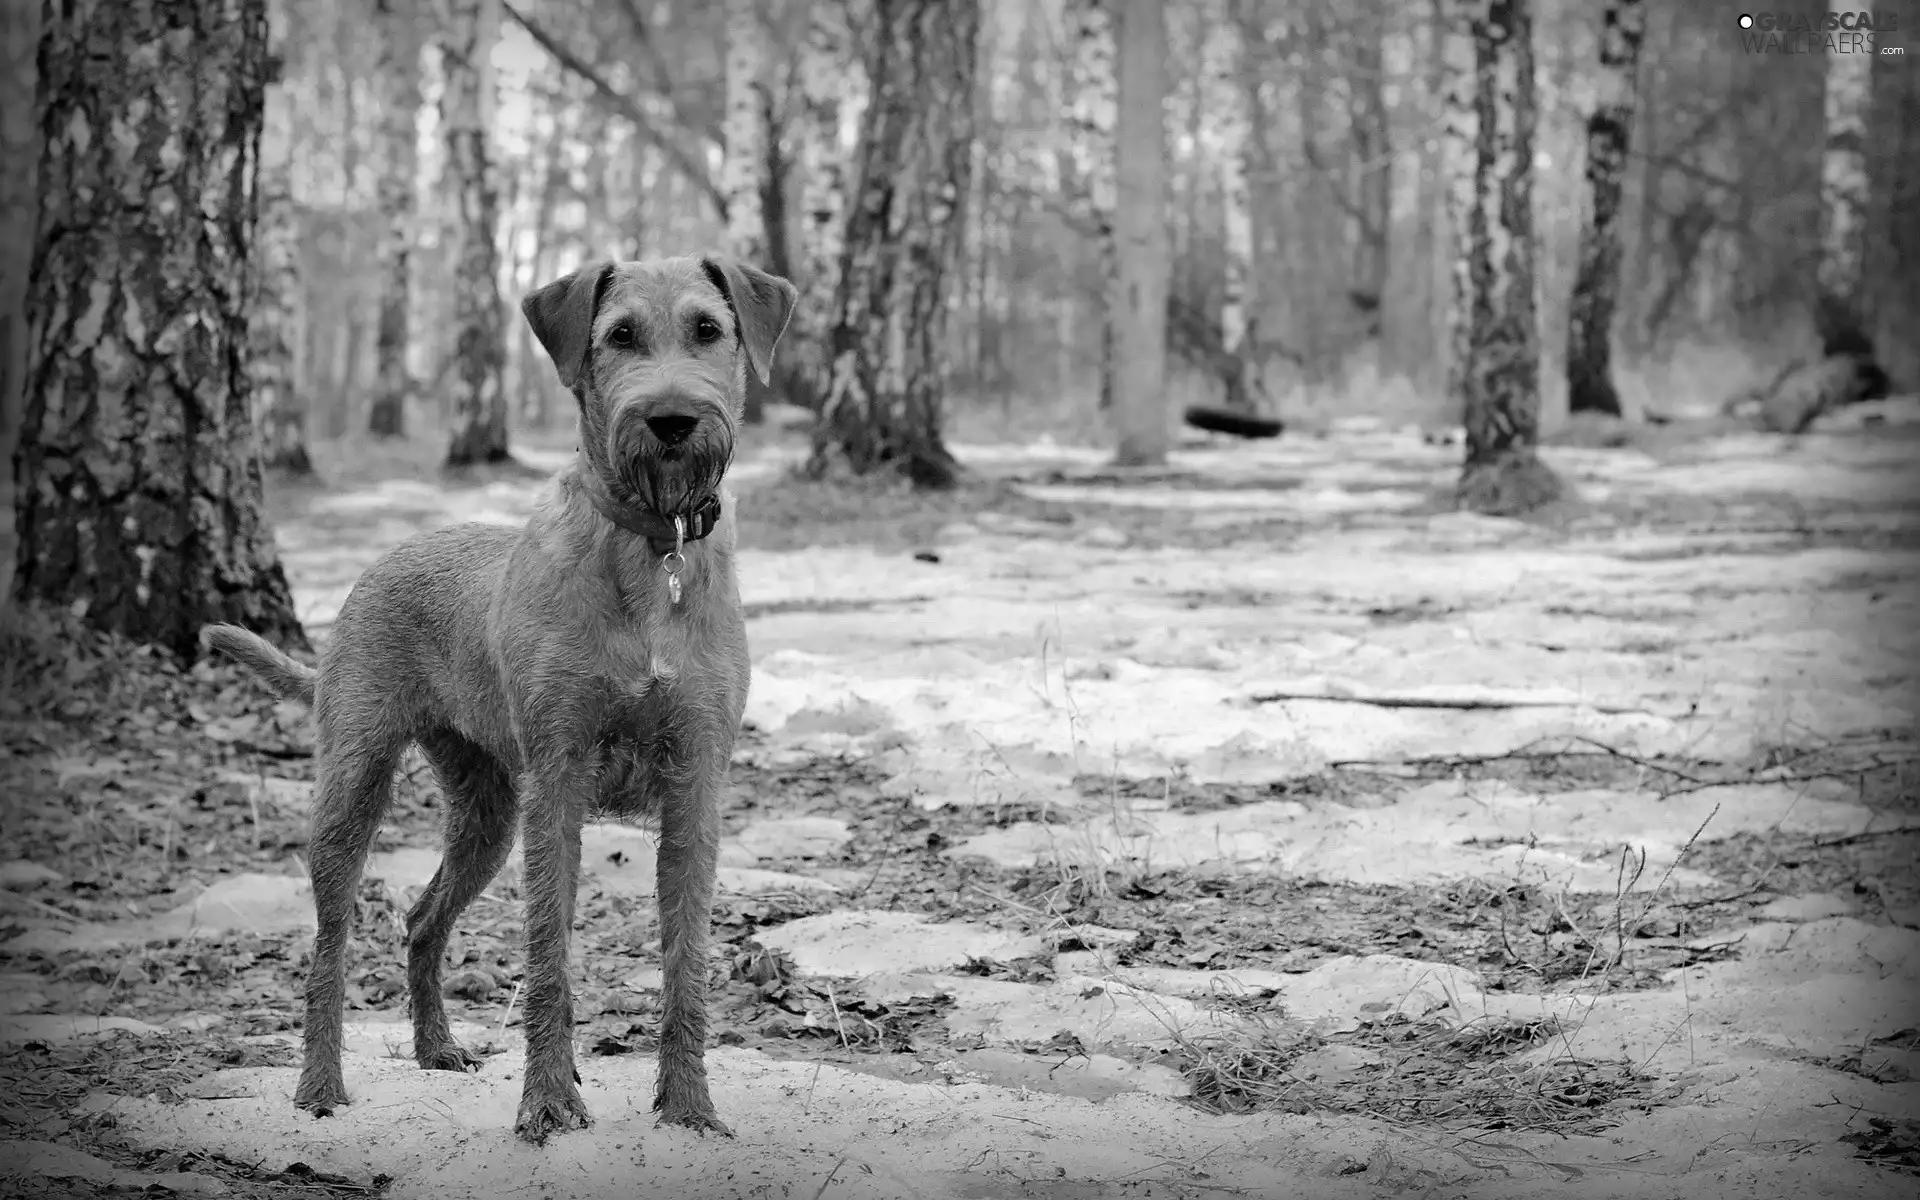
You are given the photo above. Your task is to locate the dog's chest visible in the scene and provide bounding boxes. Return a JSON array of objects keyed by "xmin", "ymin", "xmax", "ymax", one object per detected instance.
[
  {"xmin": 590, "ymin": 683, "xmax": 677, "ymax": 816},
  {"xmin": 610, "ymin": 612, "xmax": 696, "ymax": 693},
  {"xmin": 584, "ymin": 556, "xmax": 746, "ymax": 782},
  {"xmin": 598, "ymin": 603, "xmax": 741, "ymax": 720}
]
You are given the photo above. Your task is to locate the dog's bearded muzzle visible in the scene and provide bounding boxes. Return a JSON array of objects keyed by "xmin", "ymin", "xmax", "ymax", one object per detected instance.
[{"xmin": 604, "ymin": 396, "xmax": 735, "ymax": 518}]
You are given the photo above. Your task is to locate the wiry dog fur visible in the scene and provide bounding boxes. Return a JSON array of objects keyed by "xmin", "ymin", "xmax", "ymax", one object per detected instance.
[{"xmin": 204, "ymin": 255, "xmax": 796, "ymax": 1145}]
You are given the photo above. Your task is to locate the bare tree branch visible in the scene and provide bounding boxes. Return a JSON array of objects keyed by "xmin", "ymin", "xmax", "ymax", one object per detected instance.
[
  {"xmin": 1298, "ymin": 133, "xmax": 1384, "ymax": 243},
  {"xmin": 502, "ymin": 0, "xmax": 726, "ymax": 218},
  {"xmin": 608, "ymin": 0, "xmax": 724, "ymax": 148},
  {"xmin": 1630, "ymin": 149, "xmax": 1739, "ymax": 196}
]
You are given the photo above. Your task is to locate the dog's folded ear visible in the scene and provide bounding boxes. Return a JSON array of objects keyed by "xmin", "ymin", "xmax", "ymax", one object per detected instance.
[
  {"xmin": 522, "ymin": 261, "xmax": 615, "ymax": 391},
  {"xmin": 701, "ymin": 258, "xmax": 798, "ymax": 388}
]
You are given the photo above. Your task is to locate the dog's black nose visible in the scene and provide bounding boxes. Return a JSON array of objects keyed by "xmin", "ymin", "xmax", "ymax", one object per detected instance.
[{"xmin": 645, "ymin": 414, "xmax": 699, "ymax": 446}]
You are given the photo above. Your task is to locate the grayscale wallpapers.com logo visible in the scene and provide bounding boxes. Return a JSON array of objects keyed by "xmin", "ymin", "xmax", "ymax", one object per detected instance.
[{"xmin": 1737, "ymin": 10, "xmax": 1908, "ymax": 54}]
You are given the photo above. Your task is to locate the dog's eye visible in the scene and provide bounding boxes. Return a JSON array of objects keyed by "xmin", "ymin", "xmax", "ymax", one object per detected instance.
[
  {"xmin": 693, "ymin": 316, "xmax": 723, "ymax": 345},
  {"xmin": 609, "ymin": 324, "xmax": 635, "ymax": 349}
]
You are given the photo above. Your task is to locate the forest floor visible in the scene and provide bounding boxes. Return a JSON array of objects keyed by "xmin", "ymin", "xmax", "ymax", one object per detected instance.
[{"xmin": 3, "ymin": 401, "xmax": 1919, "ymax": 1199}]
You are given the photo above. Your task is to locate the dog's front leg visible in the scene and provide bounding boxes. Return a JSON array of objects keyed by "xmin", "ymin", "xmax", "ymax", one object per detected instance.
[
  {"xmin": 513, "ymin": 757, "xmax": 594, "ymax": 1145},
  {"xmin": 652, "ymin": 748, "xmax": 731, "ymax": 1136}
]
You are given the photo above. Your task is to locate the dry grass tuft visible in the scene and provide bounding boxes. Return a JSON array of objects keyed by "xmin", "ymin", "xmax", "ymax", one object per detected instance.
[{"xmin": 1175, "ymin": 1012, "xmax": 1654, "ymax": 1136}]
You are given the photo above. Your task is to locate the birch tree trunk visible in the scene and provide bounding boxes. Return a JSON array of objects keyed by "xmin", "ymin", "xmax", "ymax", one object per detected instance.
[
  {"xmin": 1747, "ymin": 39, "xmax": 1888, "ymax": 433},
  {"xmin": 1110, "ymin": 0, "xmax": 1169, "ymax": 466},
  {"xmin": 520, "ymin": 128, "xmax": 568, "ymax": 429},
  {"xmin": 439, "ymin": 0, "xmax": 510, "ymax": 467},
  {"xmin": 0, "ymin": 0, "xmax": 41, "ymax": 607},
  {"xmin": 18, "ymin": 0, "xmax": 306, "ymax": 655},
  {"xmin": 252, "ymin": 0, "xmax": 312, "ymax": 473},
  {"xmin": 810, "ymin": 0, "xmax": 977, "ymax": 488},
  {"xmin": 724, "ymin": 0, "xmax": 773, "ymax": 422},
  {"xmin": 368, "ymin": 0, "xmax": 422, "ymax": 438},
  {"xmin": 1816, "ymin": 40, "xmax": 1874, "ymax": 359},
  {"xmin": 1065, "ymin": 0, "xmax": 1118, "ymax": 411},
  {"xmin": 1349, "ymin": 2, "xmax": 1392, "ymax": 315},
  {"xmin": 1229, "ymin": 0, "xmax": 1291, "ymax": 396},
  {"xmin": 1564, "ymin": 0, "xmax": 1643, "ymax": 417},
  {"xmin": 1379, "ymin": 7, "xmax": 1442, "ymax": 386},
  {"xmin": 1444, "ymin": 0, "xmax": 1562, "ymax": 514},
  {"xmin": 1202, "ymin": 9, "xmax": 1260, "ymax": 412},
  {"xmin": 1870, "ymin": 42, "xmax": 1919, "ymax": 392},
  {"xmin": 794, "ymin": 0, "xmax": 863, "ymax": 410}
]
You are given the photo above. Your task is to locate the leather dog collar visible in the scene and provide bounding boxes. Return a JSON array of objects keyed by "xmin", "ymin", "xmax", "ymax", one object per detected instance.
[{"xmin": 582, "ymin": 484, "xmax": 723, "ymax": 556}]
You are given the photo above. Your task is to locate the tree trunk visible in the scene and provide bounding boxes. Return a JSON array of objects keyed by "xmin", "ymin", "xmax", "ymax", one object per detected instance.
[
  {"xmin": 622, "ymin": 132, "xmax": 649, "ymax": 259},
  {"xmin": 793, "ymin": 0, "xmax": 862, "ymax": 412},
  {"xmin": 520, "ymin": 129, "xmax": 568, "ymax": 429},
  {"xmin": 1444, "ymin": 0, "xmax": 1561, "ymax": 515},
  {"xmin": 1564, "ymin": 0, "xmax": 1643, "ymax": 417},
  {"xmin": 368, "ymin": 0, "xmax": 422, "ymax": 439},
  {"xmin": 809, "ymin": 0, "xmax": 978, "ymax": 489},
  {"xmin": 758, "ymin": 86, "xmax": 793, "ymax": 284},
  {"xmin": 724, "ymin": 0, "xmax": 772, "ymax": 423},
  {"xmin": 1202, "ymin": 8, "xmax": 1260, "ymax": 412},
  {"xmin": 1816, "ymin": 38, "xmax": 1874, "ymax": 359},
  {"xmin": 961, "ymin": 120, "xmax": 990, "ymax": 393},
  {"xmin": 18, "ymin": 0, "xmax": 306, "ymax": 656},
  {"xmin": 1869, "ymin": 38, "xmax": 1919, "ymax": 392},
  {"xmin": 252, "ymin": 0, "xmax": 312, "ymax": 474},
  {"xmin": 1066, "ymin": 0, "xmax": 1118, "ymax": 411},
  {"xmin": 0, "ymin": 0, "xmax": 41, "ymax": 609},
  {"xmin": 1273, "ymin": 4, "xmax": 1349, "ymax": 378},
  {"xmin": 439, "ymin": 0, "xmax": 510, "ymax": 467},
  {"xmin": 1229, "ymin": 0, "xmax": 1292, "ymax": 396},
  {"xmin": 1348, "ymin": 0, "xmax": 1392, "ymax": 318},
  {"xmin": 1379, "ymin": 6, "xmax": 1441, "ymax": 386},
  {"xmin": 1109, "ymin": 0, "xmax": 1169, "ymax": 467}
]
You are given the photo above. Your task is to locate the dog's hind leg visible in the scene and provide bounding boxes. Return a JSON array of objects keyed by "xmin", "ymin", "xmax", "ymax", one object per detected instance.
[
  {"xmin": 406, "ymin": 729, "xmax": 519, "ymax": 1073},
  {"xmin": 296, "ymin": 729, "xmax": 405, "ymax": 1116}
]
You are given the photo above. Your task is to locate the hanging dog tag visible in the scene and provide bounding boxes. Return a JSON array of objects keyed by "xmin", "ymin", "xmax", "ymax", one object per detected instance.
[{"xmin": 663, "ymin": 516, "xmax": 687, "ymax": 606}]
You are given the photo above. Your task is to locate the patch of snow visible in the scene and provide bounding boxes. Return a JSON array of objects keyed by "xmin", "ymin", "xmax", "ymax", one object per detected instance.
[
  {"xmin": 0, "ymin": 1141, "xmax": 231, "ymax": 1197},
  {"xmin": 948, "ymin": 780, "xmax": 1901, "ymax": 895},
  {"xmin": 754, "ymin": 911, "xmax": 1045, "ymax": 977},
  {"xmin": 942, "ymin": 973, "xmax": 1247, "ymax": 1052},
  {"xmin": 0, "ymin": 1014, "xmax": 167, "ymax": 1045},
  {"xmin": 731, "ymin": 816, "xmax": 852, "ymax": 860},
  {"xmin": 1052, "ymin": 954, "xmax": 1289, "ymax": 999},
  {"xmin": 715, "ymin": 867, "xmax": 837, "ymax": 895},
  {"xmin": 0, "ymin": 861, "xmax": 63, "ymax": 889},
  {"xmin": 1276, "ymin": 955, "xmax": 1484, "ymax": 1033}
]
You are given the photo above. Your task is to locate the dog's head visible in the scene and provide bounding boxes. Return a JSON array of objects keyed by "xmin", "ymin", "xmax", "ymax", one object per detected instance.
[{"xmin": 521, "ymin": 255, "xmax": 797, "ymax": 518}]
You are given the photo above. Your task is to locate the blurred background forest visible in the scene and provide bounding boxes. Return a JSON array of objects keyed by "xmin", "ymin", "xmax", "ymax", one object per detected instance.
[
  {"xmin": 0, "ymin": 0, "xmax": 1916, "ymax": 639},
  {"xmin": 9, "ymin": 0, "xmax": 1913, "ymax": 457},
  {"xmin": 238, "ymin": 0, "xmax": 1920, "ymax": 436},
  {"xmin": 239, "ymin": 0, "xmax": 1919, "ymax": 441}
]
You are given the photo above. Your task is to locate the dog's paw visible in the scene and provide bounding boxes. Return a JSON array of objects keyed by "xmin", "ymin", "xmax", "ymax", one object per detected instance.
[
  {"xmin": 293, "ymin": 1073, "xmax": 349, "ymax": 1116},
  {"xmin": 655, "ymin": 1101, "xmax": 733, "ymax": 1138},
  {"xmin": 514, "ymin": 1086, "xmax": 592, "ymax": 1145},
  {"xmin": 417, "ymin": 1042, "xmax": 486, "ymax": 1073}
]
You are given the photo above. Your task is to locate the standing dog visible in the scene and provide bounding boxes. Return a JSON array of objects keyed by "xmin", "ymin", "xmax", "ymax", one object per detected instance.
[{"xmin": 205, "ymin": 255, "xmax": 795, "ymax": 1144}]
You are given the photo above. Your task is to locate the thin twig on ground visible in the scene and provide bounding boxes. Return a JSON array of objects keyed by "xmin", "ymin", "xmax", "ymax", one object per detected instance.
[
  {"xmin": 1252, "ymin": 691, "xmax": 1658, "ymax": 717},
  {"xmin": 1816, "ymin": 827, "xmax": 1916, "ymax": 849}
]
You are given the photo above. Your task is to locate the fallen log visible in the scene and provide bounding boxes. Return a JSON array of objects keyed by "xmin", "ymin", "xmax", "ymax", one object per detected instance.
[
  {"xmin": 1735, "ymin": 353, "xmax": 1891, "ymax": 434},
  {"xmin": 1184, "ymin": 406, "xmax": 1284, "ymax": 439}
]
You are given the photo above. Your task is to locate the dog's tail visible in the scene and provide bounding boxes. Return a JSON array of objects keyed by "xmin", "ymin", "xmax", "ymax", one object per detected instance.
[{"xmin": 201, "ymin": 624, "xmax": 317, "ymax": 707}]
